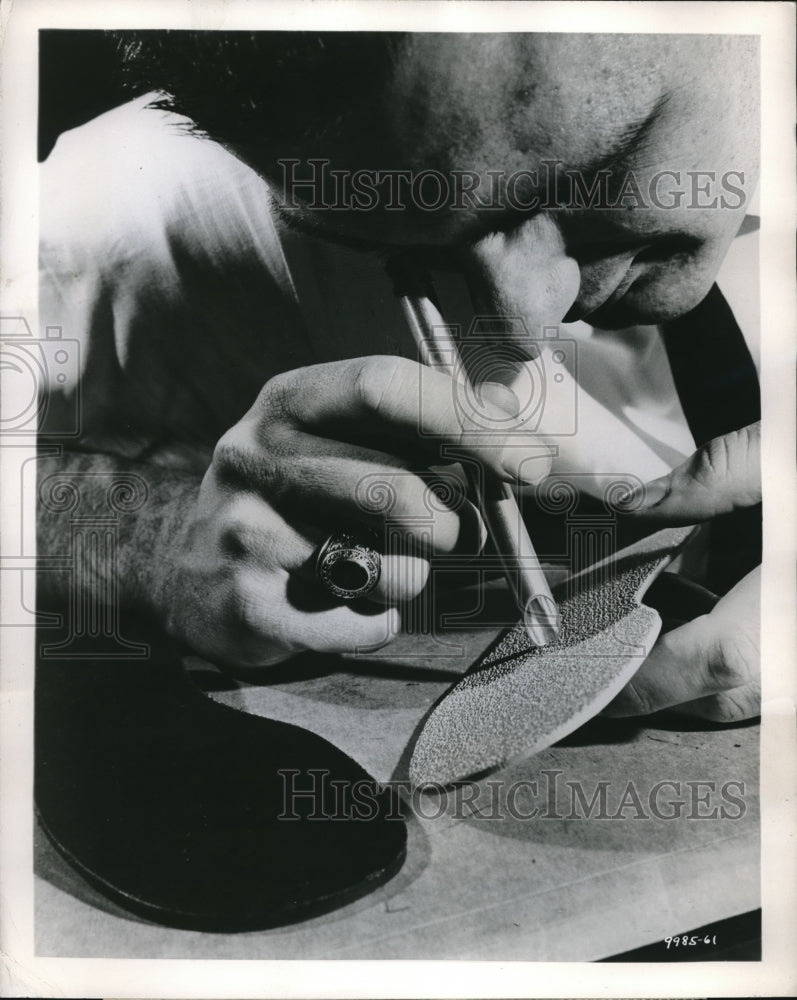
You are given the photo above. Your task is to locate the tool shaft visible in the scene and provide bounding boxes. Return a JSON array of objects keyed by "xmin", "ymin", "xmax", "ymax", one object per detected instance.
[{"xmin": 395, "ymin": 282, "xmax": 558, "ymax": 645}]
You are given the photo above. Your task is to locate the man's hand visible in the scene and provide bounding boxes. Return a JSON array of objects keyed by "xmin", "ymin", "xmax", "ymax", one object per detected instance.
[
  {"xmin": 605, "ymin": 422, "xmax": 761, "ymax": 722},
  {"xmin": 159, "ymin": 356, "xmax": 551, "ymax": 671}
]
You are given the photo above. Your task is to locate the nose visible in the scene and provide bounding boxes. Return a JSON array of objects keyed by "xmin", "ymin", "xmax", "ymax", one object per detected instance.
[{"xmin": 460, "ymin": 214, "xmax": 581, "ymax": 330}]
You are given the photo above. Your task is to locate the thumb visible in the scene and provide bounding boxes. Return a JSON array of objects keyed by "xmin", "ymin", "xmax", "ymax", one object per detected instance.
[{"xmin": 622, "ymin": 422, "xmax": 761, "ymax": 523}]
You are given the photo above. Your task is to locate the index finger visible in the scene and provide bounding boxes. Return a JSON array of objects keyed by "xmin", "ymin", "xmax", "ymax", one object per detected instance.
[{"xmin": 263, "ymin": 355, "xmax": 552, "ymax": 485}]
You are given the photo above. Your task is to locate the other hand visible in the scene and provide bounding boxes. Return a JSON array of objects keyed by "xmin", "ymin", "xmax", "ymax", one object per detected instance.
[{"xmin": 605, "ymin": 423, "xmax": 761, "ymax": 722}]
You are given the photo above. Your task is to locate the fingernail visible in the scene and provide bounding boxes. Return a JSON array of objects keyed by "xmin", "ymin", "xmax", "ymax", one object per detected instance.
[
  {"xmin": 501, "ymin": 448, "xmax": 553, "ymax": 484},
  {"xmin": 523, "ymin": 593, "xmax": 560, "ymax": 646},
  {"xmin": 620, "ymin": 477, "xmax": 669, "ymax": 511},
  {"xmin": 479, "ymin": 381, "xmax": 520, "ymax": 417}
]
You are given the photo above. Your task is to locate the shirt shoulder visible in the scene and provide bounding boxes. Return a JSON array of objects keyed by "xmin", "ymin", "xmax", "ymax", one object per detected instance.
[
  {"xmin": 40, "ymin": 94, "xmax": 293, "ymax": 296},
  {"xmin": 38, "ymin": 96, "xmax": 305, "ymax": 448}
]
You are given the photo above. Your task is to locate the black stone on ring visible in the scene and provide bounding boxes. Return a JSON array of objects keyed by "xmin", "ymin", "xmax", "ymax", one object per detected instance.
[{"xmin": 315, "ymin": 533, "xmax": 382, "ymax": 600}]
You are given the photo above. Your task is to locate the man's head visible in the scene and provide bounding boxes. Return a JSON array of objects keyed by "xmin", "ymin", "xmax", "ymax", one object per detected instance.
[{"xmin": 121, "ymin": 31, "xmax": 759, "ymax": 329}]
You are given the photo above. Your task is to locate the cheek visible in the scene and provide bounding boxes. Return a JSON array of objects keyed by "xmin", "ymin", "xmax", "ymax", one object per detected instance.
[
  {"xmin": 632, "ymin": 256, "xmax": 715, "ymax": 320},
  {"xmin": 625, "ymin": 248, "xmax": 726, "ymax": 321},
  {"xmin": 625, "ymin": 215, "xmax": 742, "ymax": 322}
]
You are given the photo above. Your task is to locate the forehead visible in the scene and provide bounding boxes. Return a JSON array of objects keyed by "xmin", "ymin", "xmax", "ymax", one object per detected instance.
[
  {"xmin": 385, "ymin": 34, "xmax": 743, "ymax": 175},
  {"xmin": 269, "ymin": 33, "xmax": 757, "ymax": 249}
]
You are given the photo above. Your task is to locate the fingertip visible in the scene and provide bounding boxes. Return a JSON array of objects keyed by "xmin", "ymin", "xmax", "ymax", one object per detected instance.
[
  {"xmin": 500, "ymin": 445, "xmax": 554, "ymax": 485},
  {"xmin": 478, "ymin": 381, "xmax": 521, "ymax": 418},
  {"xmin": 454, "ymin": 497, "xmax": 488, "ymax": 556},
  {"xmin": 617, "ymin": 474, "xmax": 670, "ymax": 514},
  {"xmin": 521, "ymin": 450, "xmax": 554, "ymax": 485},
  {"xmin": 366, "ymin": 554, "xmax": 432, "ymax": 605},
  {"xmin": 352, "ymin": 605, "xmax": 401, "ymax": 653}
]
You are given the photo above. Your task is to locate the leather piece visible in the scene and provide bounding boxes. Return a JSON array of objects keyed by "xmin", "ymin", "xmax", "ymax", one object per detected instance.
[{"xmin": 35, "ymin": 618, "xmax": 406, "ymax": 932}]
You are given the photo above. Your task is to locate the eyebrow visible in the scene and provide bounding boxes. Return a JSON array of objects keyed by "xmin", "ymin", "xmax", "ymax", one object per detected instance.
[{"xmin": 269, "ymin": 93, "xmax": 672, "ymax": 257}]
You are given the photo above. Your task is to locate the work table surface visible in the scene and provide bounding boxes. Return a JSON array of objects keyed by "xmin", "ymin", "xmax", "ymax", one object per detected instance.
[{"xmin": 35, "ymin": 589, "xmax": 759, "ymax": 961}]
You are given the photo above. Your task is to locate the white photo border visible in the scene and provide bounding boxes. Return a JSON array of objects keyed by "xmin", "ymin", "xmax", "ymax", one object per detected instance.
[{"xmin": 1, "ymin": 1, "xmax": 795, "ymax": 997}]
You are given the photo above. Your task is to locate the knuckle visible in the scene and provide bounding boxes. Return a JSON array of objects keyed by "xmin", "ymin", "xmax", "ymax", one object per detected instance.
[
  {"xmin": 218, "ymin": 519, "xmax": 250, "ymax": 559},
  {"xmin": 211, "ymin": 431, "xmax": 243, "ymax": 478},
  {"xmin": 216, "ymin": 497, "xmax": 269, "ymax": 559},
  {"xmin": 682, "ymin": 423, "xmax": 763, "ymax": 508},
  {"xmin": 258, "ymin": 371, "xmax": 294, "ymax": 421},
  {"xmin": 693, "ymin": 435, "xmax": 732, "ymax": 487},
  {"xmin": 695, "ymin": 426, "xmax": 758, "ymax": 489},
  {"xmin": 211, "ymin": 430, "xmax": 290, "ymax": 500},
  {"xmin": 709, "ymin": 627, "xmax": 758, "ymax": 691},
  {"xmin": 352, "ymin": 355, "xmax": 414, "ymax": 416}
]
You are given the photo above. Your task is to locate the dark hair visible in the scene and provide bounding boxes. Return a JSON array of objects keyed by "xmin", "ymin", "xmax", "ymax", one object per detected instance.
[{"xmin": 115, "ymin": 31, "xmax": 408, "ymax": 154}]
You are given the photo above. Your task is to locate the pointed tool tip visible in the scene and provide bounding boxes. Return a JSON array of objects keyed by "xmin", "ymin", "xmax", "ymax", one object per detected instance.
[{"xmin": 523, "ymin": 593, "xmax": 560, "ymax": 646}]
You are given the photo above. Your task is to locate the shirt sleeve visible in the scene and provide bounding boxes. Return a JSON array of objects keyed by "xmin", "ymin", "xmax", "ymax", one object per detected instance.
[{"xmin": 39, "ymin": 94, "xmax": 307, "ymax": 464}]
